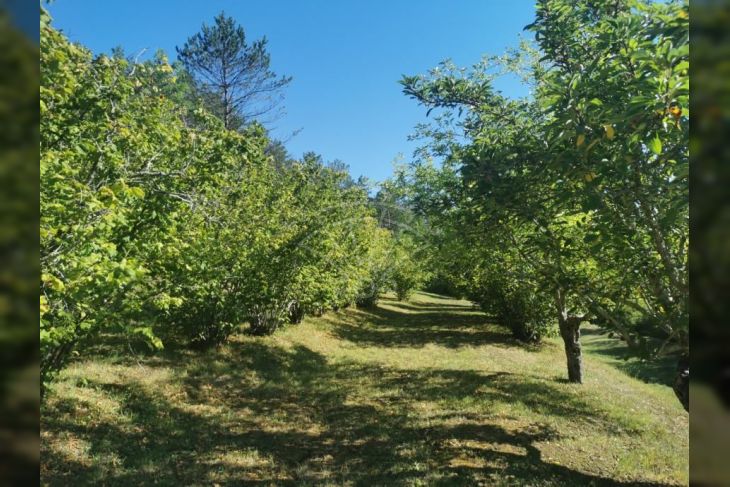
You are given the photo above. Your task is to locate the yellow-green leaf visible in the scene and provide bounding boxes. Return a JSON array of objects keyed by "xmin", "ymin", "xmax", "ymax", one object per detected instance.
[
  {"xmin": 42, "ymin": 273, "xmax": 65, "ymax": 292},
  {"xmin": 604, "ymin": 124, "xmax": 615, "ymax": 140},
  {"xmin": 649, "ymin": 134, "xmax": 662, "ymax": 155}
]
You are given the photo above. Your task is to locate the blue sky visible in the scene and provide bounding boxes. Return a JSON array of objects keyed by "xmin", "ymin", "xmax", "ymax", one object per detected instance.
[{"xmin": 46, "ymin": 1, "xmax": 535, "ymax": 183}]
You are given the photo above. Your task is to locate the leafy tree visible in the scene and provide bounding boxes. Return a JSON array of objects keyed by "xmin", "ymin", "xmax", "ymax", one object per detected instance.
[
  {"xmin": 41, "ymin": 15, "xmax": 194, "ymax": 388},
  {"xmin": 40, "ymin": 13, "xmax": 387, "ymax": 393},
  {"xmin": 177, "ymin": 12, "xmax": 292, "ymax": 129},
  {"xmin": 356, "ymin": 228, "xmax": 395, "ymax": 308},
  {"xmin": 527, "ymin": 0, "xmax": 689, "ymax": 407},
  {"xmin": 399, "ymin": 0, "xmax": 688, "ymax": 402},
  {"xmin": 266, "ymin": 138, "xmax": 295, "ymax": 169},
  {"xmin": 390, "ymin": 235, "xmax": 430, "ymax": 301}
]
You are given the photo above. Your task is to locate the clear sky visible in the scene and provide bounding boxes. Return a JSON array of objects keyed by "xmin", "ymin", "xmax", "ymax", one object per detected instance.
[{"xmin": 46, "ymin": 1, "xmax": 535, "ymax": 183}]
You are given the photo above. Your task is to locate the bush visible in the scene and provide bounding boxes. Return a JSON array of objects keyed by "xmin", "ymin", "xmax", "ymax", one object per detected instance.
[
  {"xmin": 356, "ymin": 281, "xmax": 382, "ymax": 308},
  {"xmin": 389, "ymin": 235, "xmax": 429, "ymax": 301},
  {"xmin": 472, "ymin": 273, "xmax": 553, "ymax": 343},
  {"xmin": 40, "ymin": 15, "xmax": 403, "ymax": 391},
  {"xmin": 247, "ymin": 304, "xmax": 290, "ymax": 336},
  {"xmin": 355, "ymin": 227, "xmax": 395, "ymax": 307},
  {"xmin": 189, "ymin": 320, "xmax": 236, "ymax": 349}
]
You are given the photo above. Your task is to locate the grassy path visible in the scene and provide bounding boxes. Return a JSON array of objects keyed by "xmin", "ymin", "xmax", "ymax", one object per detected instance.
[{"xmin": 42, "ymin": 292, "xmax": 688, "ymax": 486}]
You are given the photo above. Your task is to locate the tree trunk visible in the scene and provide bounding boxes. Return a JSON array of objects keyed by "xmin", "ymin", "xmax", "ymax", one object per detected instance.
[
  {"xmin": 673, "ymin": 354, "xmax": 689, "ymax": 412},
  {"xmin": 559, "ymin": 317, "xmax": 583, "ymax": 383},
  {"xmin": 555, "ymin": 289, "xmax": 584, "ymax": 383}
]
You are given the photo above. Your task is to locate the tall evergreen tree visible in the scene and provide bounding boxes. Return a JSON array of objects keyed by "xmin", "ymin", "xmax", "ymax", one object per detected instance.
[{"xmin": 177, "ymin": 12, "xmax": 291, "ymax": 129}]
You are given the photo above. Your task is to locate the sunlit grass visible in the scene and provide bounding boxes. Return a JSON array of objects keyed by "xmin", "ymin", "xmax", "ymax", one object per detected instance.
[{"xmin": 42, "ymin": 292, "xmax": 688, "ymax": 486}]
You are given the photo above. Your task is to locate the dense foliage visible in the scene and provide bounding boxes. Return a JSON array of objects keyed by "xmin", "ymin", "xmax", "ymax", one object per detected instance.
[
  {"xmin": 39, "ymin": 11, "xmax": 416, "ymax": 394},
  {"xmin": 40, "ymin": 0, "xmax": 689, "ymax": 416},
  {"xmin": 397, "ymin": 0, "xmax": 688, "ymax": 408}
]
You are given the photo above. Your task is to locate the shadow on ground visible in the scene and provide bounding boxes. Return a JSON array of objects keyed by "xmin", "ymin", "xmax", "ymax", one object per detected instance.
[
  {"xmin": 581, "ymin": 326, "xmax": 675, "ymax": 386},
  {"xmin": 326, "ymin": 298, "xmax": 541, "ymax": 352},
  {"xmin": 42, "ymin": 298, "xmax": 672, "ymax": 486}
]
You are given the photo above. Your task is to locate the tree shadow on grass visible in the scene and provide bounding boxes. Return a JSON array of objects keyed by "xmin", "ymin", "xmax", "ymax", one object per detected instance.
[
  {"xmin": 581, "ymin": 326, "xmax": 675, "ymax": 386},
  {"xmin": 44, "ymin": 339, "xmax": 663, "ymax": 486},
  {"xmin": 325, "ymin": 305, "xmax": 545, "ymax": 352}
]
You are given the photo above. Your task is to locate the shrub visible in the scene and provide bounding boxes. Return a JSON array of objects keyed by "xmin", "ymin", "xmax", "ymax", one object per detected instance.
[
  {"xmin": 40, "ymin": 15, "xmax": 400, "ymax": 390},
  {"xmin": 247, "ymin": 303, "xmax": 291, "ymax": 336},
  {"xmin": 390, "ymin": 239, "xmax": 429, "ymax": 301},
  {"xmin": 472, "ymin": 273, "xmax": 553, "ymax": 343}
]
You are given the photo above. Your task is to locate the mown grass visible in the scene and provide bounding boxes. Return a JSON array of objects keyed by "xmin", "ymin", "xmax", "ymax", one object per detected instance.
[{"xmin": 41, "ymin": 292, "xmax": 688, "ymax": 486}]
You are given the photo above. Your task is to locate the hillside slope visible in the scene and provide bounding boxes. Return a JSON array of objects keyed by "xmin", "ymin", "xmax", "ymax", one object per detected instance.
[{"xmin": 42, "ymin": 292, "xmax": 688, "ymax": 486}]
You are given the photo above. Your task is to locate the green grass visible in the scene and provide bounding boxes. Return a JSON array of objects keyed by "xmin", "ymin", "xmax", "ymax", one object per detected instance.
[{"xmin": 41, "ymin": 292, "xmax": 688, "ymax": 486}]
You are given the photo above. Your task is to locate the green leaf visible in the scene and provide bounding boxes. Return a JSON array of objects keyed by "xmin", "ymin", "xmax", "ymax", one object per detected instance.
[
  {"xmin": 42, "ymin": 273, "xmax": 65, "ymax": 292},
  {"xmin": 589, "ymin": 98, "xmax": 603, "ymax": 106},
  {"xmin": 133, "ymin": 327, "xmax": 164, "ymax": 350},
  {"xmin": 649, "ymin": 134, "xmax": 662, "ymax": 155}
]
